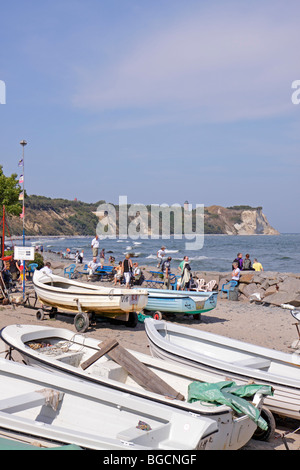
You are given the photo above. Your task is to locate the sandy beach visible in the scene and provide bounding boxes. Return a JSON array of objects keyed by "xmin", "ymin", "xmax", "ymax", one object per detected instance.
[{"xmin": 0, "ymin": 252, "xmax": 299, "ymax": 451}]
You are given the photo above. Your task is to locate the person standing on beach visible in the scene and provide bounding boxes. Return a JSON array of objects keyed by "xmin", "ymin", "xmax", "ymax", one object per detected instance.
[
  {"xmin": 100, "ymin": 248, "xmax": 105, "ymax": 268},
  {"xmin": 122, "ymin": 253, "xmax": 133, "ymax": 288},
  {"xmin": 162, "ymin": 256, "xmax": 172, "ymax": 290},
  {"xmin": 253, "ymin": 258, "xmax": 264, "ymax": 271},
  {"xmin": 180, "ymin": 256, "xmax": 192, "ymax": 290},
  {"xmin": 91, "ymin": 235, "xmax": 99, "ymax": 258},
  {"xmin": 157, "ymin": 246, "xmax": 166, "ymax": 268}
]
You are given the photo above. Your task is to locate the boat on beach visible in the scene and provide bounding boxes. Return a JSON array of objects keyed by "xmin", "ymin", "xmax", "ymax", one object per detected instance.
[
  {"xmin": 1, "ymin": 324, "xmax": 270, "ymax": 449},
  {"xmin": 33, "ymin": 270, "xmax": 148, "ymax": 330},
  {"xmin": 0, "ymin": 357, "xmax": 218, "ymax": 450},
  {"xmin": 136, "ymin": 287, "xmax": 218, "ymax": 320},
  {"xmin": 144, "ymin": 319, "xmax": 300, "ymax": 420}
]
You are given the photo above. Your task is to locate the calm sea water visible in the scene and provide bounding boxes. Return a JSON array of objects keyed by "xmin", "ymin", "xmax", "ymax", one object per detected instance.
[{"xmin": 24, "ymin": 233, "xmax": 300, "ymax": 273}]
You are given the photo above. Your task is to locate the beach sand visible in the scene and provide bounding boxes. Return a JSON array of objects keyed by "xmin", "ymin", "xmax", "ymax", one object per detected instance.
[{"xmin": 0, "ymin": 253, "xmax": 299, "ymax": 451}]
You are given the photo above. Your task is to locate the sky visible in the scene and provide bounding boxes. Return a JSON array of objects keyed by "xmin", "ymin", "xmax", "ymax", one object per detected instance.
[{"xmin": 0, "ymin": 0, "xmax": 300, "ymax": 233}]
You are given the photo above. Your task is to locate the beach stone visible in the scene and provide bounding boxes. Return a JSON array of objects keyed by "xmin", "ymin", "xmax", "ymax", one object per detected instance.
[
  {"xmin": 279, "ymin": 277, "xmax": 300, "ymax": 293},
  {"xmin": 288, "ymin": 295, "xmax": 300, "ymax": 307},
  {"xmin": 240, "ymin": 283, "xmax": 260, "ymax": 298},
  {"xmin": 268, "ymin": 278, "xmax": 279, "ymax": 286},
  {"xmin": 262, "ymin": 292, "xmax": 296, "ymax": 307},
  {"xmin": 252, "ymin": 274, "xmax": 263, "ymax": 284},
  {"xmin": 260, "ymin": 279, "xmax": 270, "ymax": 290},
  {"xmin": 239, "ymin": 273, "xmax": 255, "ymax": 284},
  {"xmin": 264, "ymin": 285, "xmax": 278, "ymax": 297}
]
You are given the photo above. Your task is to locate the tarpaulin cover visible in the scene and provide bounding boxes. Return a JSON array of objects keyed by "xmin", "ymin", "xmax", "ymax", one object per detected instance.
[{"xmin": 188, "ymin": 381, "xmax": 273, "ymax": 430}]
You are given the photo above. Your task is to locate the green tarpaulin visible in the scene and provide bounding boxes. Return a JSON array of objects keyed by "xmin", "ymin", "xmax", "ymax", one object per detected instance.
[{"xmin": 188, "ymin": 381, "xmax": 273, "ymax": 430}]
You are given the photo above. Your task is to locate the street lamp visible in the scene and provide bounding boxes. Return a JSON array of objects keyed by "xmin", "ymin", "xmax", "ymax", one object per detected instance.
[
  {"xmin": 19, "ymin": 140, "xmax": 27, "ymax": 247},
  {"xmin": 19, "ymin": 139, "xmax": 27, "ymax": 298}
]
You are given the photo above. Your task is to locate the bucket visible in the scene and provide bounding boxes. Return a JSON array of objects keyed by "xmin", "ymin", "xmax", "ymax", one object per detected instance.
[{"xmin": 228, "ymin": 288, "xmax": 239, "ymax": 301}]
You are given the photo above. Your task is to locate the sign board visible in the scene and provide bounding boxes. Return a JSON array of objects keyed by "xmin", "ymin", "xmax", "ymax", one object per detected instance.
[{"xmin": 14, "ymin": 246, "xmax": 35, "ymax": 261}]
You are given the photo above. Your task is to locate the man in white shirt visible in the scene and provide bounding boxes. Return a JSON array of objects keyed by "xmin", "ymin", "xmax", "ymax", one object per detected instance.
[
  {"xmin": 87, "ymin": 257, "xmax": 100, "ymax": 280},
  {"xmin": 40, "ymin": 262, "xmax": 52, "ymax": 275},
  {"xmin": 91, "ymin": 235, "xmax": 99, "ymax": 257}
]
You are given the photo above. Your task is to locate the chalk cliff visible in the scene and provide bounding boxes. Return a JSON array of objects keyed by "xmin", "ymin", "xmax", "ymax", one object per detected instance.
[{"xmin": 6, "ymin": 197, "xmax": 279, "ymax": 236}]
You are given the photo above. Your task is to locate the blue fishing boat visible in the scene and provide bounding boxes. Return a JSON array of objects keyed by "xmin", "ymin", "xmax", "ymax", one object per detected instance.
[{"xmin": 137, "ymin": 288, "xmax": 218, "ymax": 320}]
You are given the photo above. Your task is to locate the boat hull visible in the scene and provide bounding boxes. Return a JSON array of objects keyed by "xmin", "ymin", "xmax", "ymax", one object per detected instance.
[
  {"xmin": 33, "ymin": 271, "xmax": 148, "ymax": 319},
  {"xmin": 0, "ymin": 357, "xmax": 219, "ymax": 450},
  {"xmin": 1, "ymin": 324, "xmax": 268, "ymax": 450},
  {"xmin": 144, "ymin": 319, "xmax": 300, "ymax": 420},
  {"xmin": 142, "ymin": 288, "xmax": 218, "ymax": 315}
]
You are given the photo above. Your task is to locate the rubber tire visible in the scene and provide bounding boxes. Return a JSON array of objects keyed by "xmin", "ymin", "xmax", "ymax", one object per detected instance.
[
  {"xmin": 36, "ymin": 310, "xmax": 45, "ymax": 321},
  {"xmin": 153, "ymin": 311, "xmax": 163, "ymax": 320},
  {"xmin": 253, "ymin": 407, "xmax": 276, "ymax": 441},
  {"xmin": 74, "ymin": 312, "xmax": 90, "ymax": 332},
  {"xmin": 125, "ymin": 312, "xmax": 138, "ymax": 328}
]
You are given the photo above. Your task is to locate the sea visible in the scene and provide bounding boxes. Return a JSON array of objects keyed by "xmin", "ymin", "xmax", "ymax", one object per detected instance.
[{"xmin": 17, "ymin": 233, "xmax": 300, "ymax": 274}]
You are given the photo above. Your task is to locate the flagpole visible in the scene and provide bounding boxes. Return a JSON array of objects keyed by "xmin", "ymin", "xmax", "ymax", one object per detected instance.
[{"xmin": 20, "ymin": 140, "xmax": 27, "ymax": 298}]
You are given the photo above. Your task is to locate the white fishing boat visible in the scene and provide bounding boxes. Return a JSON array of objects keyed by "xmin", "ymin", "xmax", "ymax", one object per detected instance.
[
  {"xmin": 144, "ymin": 319, "xmax": 300, "ymax": 421},
  {"xmin": 0, "ymin": 357, "xmax": 218, "ymax": 450},
  {"xmin": 33, "ymin": 270, "xmax": 148, "ymax": 330},
  {"xmin": 1, "ymin": 324, "xmax": 270, "ymax": 449}
]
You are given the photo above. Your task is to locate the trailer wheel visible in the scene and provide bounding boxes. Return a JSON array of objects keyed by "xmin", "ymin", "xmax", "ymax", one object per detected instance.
[
  {"xmin": 74, "ymin": 312, "xmax": 90, "ymax": 332},
  {"xmin": 253, "ymin": 407, "xmax": 276, "ymax": 441},
  {"xmin": 125, "ymin": 312, "xmax": 138, "ymax": 328},
  {"xmin": 153, "ymin": 311, "xmax": 162, "ymax": 320},
  {"xmin": 36, "ymin": 310, "xmax": 45, "ymax": 321}
]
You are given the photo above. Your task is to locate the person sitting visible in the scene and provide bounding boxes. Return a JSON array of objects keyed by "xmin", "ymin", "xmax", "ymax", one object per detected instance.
[
  {"xmin": 243, "ymin": 254, "xmax": 254, "ymax": 271},
  {"xmin": 113, "ymin": 261, "xmax": 123, "ymax": 286},
  {"xmin": 253, "ymin": 258, "xmax": 264, "ymax": 271},
  {"xmin": 232, "ymin": 262, "xmax": 240, "ymax": 282},
  {"xmin": 40, "ymin": 262, "xmax": 52, "ymax": 276},
  {"xmin": 232, "ymin": 253, "xmax": 243, "ymax": 270},
  {"xmin": 132, "ymin": 262, "xmax": 144, "ymax": 286},
  {"xmin": 87, "ymin": 258, "xmax": 99, "ymax": 280}
]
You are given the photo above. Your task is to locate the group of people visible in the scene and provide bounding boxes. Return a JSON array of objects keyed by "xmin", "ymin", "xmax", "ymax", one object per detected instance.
[
  {"xmin": 231, "ymin": 252, "xmax": 263, "ymax": 282},
  {"xmin": 89, "ymin": 235, "xmax": 143, "ymax": 288},
  {"xmin": 157, "ymin": 246, "xmax": 193, "ymax": 290},
  {"xmin": 0, "ymin": 258, "xmax": 52, "ymax": 291}
]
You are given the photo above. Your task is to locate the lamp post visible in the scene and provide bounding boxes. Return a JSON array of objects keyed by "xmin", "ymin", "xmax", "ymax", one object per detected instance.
[{"xmin": 20, "ymin": 139, "xmax": 27, "ymax": 297}]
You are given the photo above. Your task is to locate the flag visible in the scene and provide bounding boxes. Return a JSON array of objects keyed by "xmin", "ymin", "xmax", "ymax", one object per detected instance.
[
  {"xmin": 18, "ymin": 192, "xmax": 24, "ymax": 200},
  {"xmin": 20, "ymin": 207, "xmax": 24, "ymax": 219},
  {"xmin": 18, "ymin": 159, "xmax": 23, "ymax": 167},
  {"xmin": 19, "ymin": 175, "xmax": 24, "ymax": 184}
]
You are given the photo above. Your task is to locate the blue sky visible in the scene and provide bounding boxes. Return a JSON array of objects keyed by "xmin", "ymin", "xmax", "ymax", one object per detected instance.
[{"xmin": 1, "ymin": 0, "xmax": 300, "ymax": 232}]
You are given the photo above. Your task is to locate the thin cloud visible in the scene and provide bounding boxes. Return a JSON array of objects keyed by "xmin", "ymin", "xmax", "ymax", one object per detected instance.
[{"xmin": 72, "ymin": 7, "xmax": 299, "ymax": 126}]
